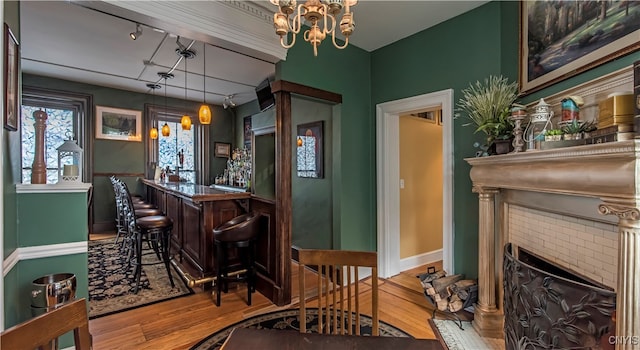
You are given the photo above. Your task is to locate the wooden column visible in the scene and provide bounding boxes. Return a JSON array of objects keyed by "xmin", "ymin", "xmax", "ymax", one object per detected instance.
[
  {"xmin": 31, "ymin": 110, "xmax": 48, "ymax": 184},
  {"xmin": 472, "ymin": 185, "xmax": 503, "ymax": 338},
  {"xmin": 598, "ymin": 203, "xmax": 640, "ymax": 350}
]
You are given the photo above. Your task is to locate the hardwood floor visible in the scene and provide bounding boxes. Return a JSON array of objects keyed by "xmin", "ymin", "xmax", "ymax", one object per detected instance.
[{"xmin": 88, "ymin": 254, "xmax": 443, "ymax": 350}]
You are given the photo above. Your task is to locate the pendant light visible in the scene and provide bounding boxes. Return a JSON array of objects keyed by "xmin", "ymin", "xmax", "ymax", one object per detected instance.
[
  {"xmin": 161, "ymin": 73, "xmax": 171, "ymax": 137},
  {"xmin": 198, "ymin": 42, "xmax": 212, "ymax": 124},
  {"xmin": 147, "ymin": 83, "xmax": 160, "ymax": 140},
  {"xmin": 180, "ymin": 49, "xmax": 192, "ymax": 131}
]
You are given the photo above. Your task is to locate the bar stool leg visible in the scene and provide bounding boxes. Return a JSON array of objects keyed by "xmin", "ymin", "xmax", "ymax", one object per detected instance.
[
  {"xmin": 133, "ymin": 231, "xmax": 143, "ymax": 294},
  {"xmin": 161, "ymin": 229, "xmax": 175, "ymax": 288},
  {"xmin": 216, "ymin": 242, "xmax": 223, "ymax": 307}
]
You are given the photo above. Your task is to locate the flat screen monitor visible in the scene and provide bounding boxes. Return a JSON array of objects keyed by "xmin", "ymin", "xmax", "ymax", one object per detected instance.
[{"xmin": 255, "ymin": 78, "xmax": 275, "ymax": 112}]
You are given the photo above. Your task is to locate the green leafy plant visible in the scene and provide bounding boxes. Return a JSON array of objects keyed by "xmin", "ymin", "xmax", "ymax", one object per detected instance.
[
  {"xmin": 561, "ymin": 119, "xmax": 596, "ymax": 135},
  {"xmin": 545, "ymin": 129, "xmax": 564, "ymax": 136},
  {"xmin": 457, "ymin": 75, "xmax": 518, "ymax": 144}
]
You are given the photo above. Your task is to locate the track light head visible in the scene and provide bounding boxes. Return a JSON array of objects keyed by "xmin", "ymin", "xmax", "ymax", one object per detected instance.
[
  {"xmin": 130, "ymin": 24, "xmax": 142, "ymax": 40},
  {"xmin": 223, "ymin": 95, "xmax": 236, "ymax": 110}
]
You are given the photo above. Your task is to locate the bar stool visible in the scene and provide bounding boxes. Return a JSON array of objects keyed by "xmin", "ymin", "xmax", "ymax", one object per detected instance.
[
  {"xmin": 119, "ymin": 181, "xmax": 175, "ymax": 294},
  {"xmin": 213, "ymin": 211, "xmax": 261, "ymax": 306}
]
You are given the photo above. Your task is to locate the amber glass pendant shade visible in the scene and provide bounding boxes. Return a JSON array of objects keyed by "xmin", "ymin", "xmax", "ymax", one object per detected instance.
[
  {"xmin": 297, "ymin": 136, "xmax": 303, "ymax": 147},
  {"xmin": 161, "ymin": 123, "xmax": 170, "ymax": 137},
  {"xmin": 199, "ymin": 105, "xmax": 211, "ymax": 124},
  {"xmin": 181, "ymin": 115, "xmax": 192, "ymax": 130},
  {"xmin": 149, "ymin": 127, "xmax": 158, "ymax": 140}
]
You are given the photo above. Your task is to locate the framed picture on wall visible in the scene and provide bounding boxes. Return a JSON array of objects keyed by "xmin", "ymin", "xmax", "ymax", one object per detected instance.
[
  {"xmin": 519, "ymin": 1, "xmax": 640, "ymax": 95},
  {"xmin": 296, "ymin": 121, "xmax": 324, "ymax": 178},
  {"xmin": 243, "ymin": 116, "xmax": 252, "ymax": 150},
  {"xmin": 4, "ymin": 23, "xmax": 19, "ymax": 132},
  {"xmin": 95, "ymin": 106, "xmax": 142, "ymax": 141},
  {"xmin": 214, "ymin": 142, "xmax": 231, "ymax": 158}
]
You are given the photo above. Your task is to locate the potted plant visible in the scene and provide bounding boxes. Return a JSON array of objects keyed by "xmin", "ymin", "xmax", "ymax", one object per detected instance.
[
  {"xmin": 457, "ymin": 75, "xmax": 518, "ymax": 155},
  {"xmin": 560, "ymin": 120, "xmax": 596, "ymax": 140},
  {"xmin": 544, "ymin": 129, "xmax": 563, "ymax": 141}
]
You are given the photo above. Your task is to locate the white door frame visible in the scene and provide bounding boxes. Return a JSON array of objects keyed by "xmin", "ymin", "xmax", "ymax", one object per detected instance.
[{"xmin": 376, "ymin": 89, "xmax": 454, "ymax": 278}]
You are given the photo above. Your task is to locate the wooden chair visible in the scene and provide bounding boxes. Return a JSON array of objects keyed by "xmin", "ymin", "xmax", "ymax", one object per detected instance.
[
  {"xmin": 0, "ymin": 298, "xmax": 91, "ymax": 350},
  {"xmin": 298, "ymin": 249, "xmax": 379, "ymax": 336}
]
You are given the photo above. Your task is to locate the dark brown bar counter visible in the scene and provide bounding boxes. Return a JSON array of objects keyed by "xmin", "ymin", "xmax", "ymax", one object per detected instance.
[{"xmin": 141, "ymin": 180, "xmax": 251, "ymax": 287}]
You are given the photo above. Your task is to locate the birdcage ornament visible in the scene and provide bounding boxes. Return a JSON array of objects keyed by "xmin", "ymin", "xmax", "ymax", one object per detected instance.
[{"xmin": 57, "ymin": 131, "xmax": 83, "ymax": 183}]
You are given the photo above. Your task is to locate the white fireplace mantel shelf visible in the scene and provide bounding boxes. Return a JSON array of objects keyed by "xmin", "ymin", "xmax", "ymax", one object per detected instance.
[{"xmin": 465, "ymin": 140, "xmax": 640, "ymax": 349}]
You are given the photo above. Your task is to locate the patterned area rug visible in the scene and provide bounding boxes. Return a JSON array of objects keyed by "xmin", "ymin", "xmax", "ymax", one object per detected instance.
[
  {"xmin": 430, "ymin": 319, "xmax": 505, "ymax": 350},
  {"xmin": 190, "ymin": 308, "xmax": 412, "ymax": 350},
  {"xmin": 88, "ymin": 239, "xmax": 193, "ymax": 319}
]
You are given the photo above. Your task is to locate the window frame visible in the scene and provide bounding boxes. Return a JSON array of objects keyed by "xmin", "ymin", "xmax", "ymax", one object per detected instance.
[
  {"xmin": 144, "ymin": 104, "xmax": 209, "ymax": 184},
  {"xmin": 21, "ymin": 86, "xmax": 93, "ymax": 183}
]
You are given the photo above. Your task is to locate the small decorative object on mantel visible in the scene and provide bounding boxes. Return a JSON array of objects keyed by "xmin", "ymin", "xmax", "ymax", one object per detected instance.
[
  {"xmin": 57, "ymin": 131, "xmax": 83, "ymax": 184},
  {"xmin": 560, "ymin": 95, "xmax": 583, "ymax": 122},
  {"xmin": 509, "ymin": 104, "xmax": 528, "ymax": 153},
  {"xmin": 457, "ymin": 75, "xmax": 518, "ymax": 156},
  {"xmin": 523, "ymin": 98, "xmax": 553, "ymax": 151}
]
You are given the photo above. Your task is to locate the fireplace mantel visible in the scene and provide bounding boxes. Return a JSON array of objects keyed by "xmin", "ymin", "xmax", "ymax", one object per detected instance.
[
  {"xmin": 466, "ymin": 141, "xmax": 640, "ymax": 349},
  {"xmin": 467, "ymin": 140, "xmax": 640, "ymax": 203}
]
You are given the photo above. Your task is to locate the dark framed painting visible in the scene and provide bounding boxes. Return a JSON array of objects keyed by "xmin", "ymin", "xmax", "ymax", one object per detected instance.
[
  {"xmin": 4, "ymin": 23, "xmax": 19, "ymax": 131},
  {"xmin": 243, "ymin": 116, "xmax": 252, "ymax": 150},
  {"xmin": 296, "ymin": 120, "xmax": 324, "ymax": 178},
  {"xmin": 520, "ymin": 1, "xmax": 640, "ymax": 95},
  {"xmin": 214, "ymin": 142, "xmax": 231, "ymax": 158},
  {"xmin": 95, "ymin": 105, "xmax": 142, "ymax": 141}
]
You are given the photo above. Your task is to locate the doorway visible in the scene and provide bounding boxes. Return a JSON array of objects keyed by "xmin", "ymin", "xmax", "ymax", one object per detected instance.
[{"xmin": 376, "ymin": 89, "xmax": 454, "ymax": 278}]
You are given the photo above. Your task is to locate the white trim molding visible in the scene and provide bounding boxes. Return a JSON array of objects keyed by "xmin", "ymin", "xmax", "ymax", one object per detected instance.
[
  {"xmin": 399, "ymin": 249, "xmax": 444, "ymax": 272},
  {"xmin": 2, "ymin": 241, "xmax": 88, "ymax": 277},
  {"xmin": 16, "ymin": 182, "xmax": 92, "ymax": 194},
  {"xmin": 376, "ymin": 89, "xmax": 454, "ymax": 278}
]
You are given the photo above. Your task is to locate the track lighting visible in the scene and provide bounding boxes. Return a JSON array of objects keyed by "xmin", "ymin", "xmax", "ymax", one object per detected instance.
[
  {"xmin": 130, "ymin": 23, "xmax": 142, "ymax": 40},
  {"xmin": 223, "ymin": 95, "xmax": 236, "ymax": 110}
]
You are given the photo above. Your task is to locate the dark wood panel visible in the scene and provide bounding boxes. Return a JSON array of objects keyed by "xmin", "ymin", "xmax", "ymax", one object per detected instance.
[
  {"xmin": 182, "ymin": 200, "xmax": 204, "ymax": 274},
  {"xmin": 271, "ymin": 81, "xmax": 342, "ymax": 104},
  {"xmin": 251, "ymin": 197, "xmax": 276, "ymax": 276},
  {"xmin": 165, "ymin": 194, "xmax": 182, "ymax": 254}
]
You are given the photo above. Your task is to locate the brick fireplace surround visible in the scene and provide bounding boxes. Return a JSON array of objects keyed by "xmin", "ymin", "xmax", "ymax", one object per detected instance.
[{"xmin": 465, "ymin": 67, "xmax": 638, "ymax": 350}]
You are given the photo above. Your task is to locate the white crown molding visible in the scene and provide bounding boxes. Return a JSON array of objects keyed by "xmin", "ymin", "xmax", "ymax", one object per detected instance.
[
  {"xmin": 2, "ymin": 241, "xmax": 88, "ymax": 277},
  {"xmin": 102, "ymin": 0, "xmax": 288, "ymax": 62},
  {"xmin": 16, "ymin": 183, "xmax": 92, "ymax": 194}
]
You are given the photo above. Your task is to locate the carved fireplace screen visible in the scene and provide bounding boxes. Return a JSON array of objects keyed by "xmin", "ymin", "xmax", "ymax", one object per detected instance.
[{"xmin": 503, "ymin": 243, "xmax": 616, "ymax": 349}]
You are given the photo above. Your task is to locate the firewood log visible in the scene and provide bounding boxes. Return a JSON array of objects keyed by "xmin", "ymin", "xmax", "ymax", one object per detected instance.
[
  {"xmin": 417, "ymin": 270, "xmax": 446, "ymax": 284},
  {"xmin": 433, "ymin": 293, "xmax": 441, "ymax": 302},
  {"xmin": 448, "ymin": 294, "xmax": 464, "ymax": 313},
  {"xmin": 432, "ymin": 274, "xmax": 464, "ymax": 295},
  {"xmin": 436, "ymin": 298, "xmax": 449, "ymax": 311},
  {"xmin": 448, "ymin": 279, "xmax": 477, "ymax": 300},
  {"xmin": 420, "ymin": 281, "xmax": 433, "ymax": 290}
]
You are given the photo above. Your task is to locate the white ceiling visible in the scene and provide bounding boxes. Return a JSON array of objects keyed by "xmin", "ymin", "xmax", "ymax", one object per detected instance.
[{"xmin": 19, "ymin": 1, "xmax": 488, "ymax": 107}]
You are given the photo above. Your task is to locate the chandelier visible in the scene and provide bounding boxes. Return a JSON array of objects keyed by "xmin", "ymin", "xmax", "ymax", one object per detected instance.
[{"xmin": 271, "ymin": 0, "xmax": 357, "ymax": 56}]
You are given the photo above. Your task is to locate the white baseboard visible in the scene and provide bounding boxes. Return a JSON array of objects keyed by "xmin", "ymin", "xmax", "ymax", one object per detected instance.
[{"xmin": 399, "ymin": 249, "xmax": 443, "ymax": 272}]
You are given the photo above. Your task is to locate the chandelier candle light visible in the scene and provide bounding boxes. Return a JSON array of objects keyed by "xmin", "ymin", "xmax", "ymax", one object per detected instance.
[{"xmin": 271, "ymin": 0, "xmax": 357, "ymax": 56}]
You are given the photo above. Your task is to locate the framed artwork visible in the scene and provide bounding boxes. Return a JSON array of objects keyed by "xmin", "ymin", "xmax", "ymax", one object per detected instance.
[
  {"xmin": 296, "ymin": 120, "xmax": 324, "ymax": 178},
  {"xmin": 214, "ymin": 142, "xmax": 231, "ymax": 158},
  {"xmin": 4, "ymin": 23, "xmax": 19, "ymax": 131},
  {"xmin": 243, "ymin": 116, "xmax": 252, "ymax": 150},
  {"xmin": 520, "ymin": 1, "xmax": 640, "ymax": 95},
  {"xmin": 95, "ymin": 106, "xmax": 142, "ymax": 141}
]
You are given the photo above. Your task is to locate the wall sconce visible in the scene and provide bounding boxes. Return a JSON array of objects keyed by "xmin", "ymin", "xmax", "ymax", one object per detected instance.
[
  {"xmin": 161, "ymin": 122, "xmax": 170, "ymax": 137},
  {"xmin": 130, "ymin": 23, "xmax": 142, "ymax": 40}
]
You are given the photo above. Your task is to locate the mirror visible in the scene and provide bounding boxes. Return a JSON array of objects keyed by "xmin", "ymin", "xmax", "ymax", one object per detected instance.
[{"xmin": 252, "ymin": 126, "xmax": 276, "ymax": 200}]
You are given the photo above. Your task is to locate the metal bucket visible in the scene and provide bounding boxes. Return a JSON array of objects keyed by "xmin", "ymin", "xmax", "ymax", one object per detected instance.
[{"xmin": 31, "ymin": 273, "xmax": 76, "ymax": 314}]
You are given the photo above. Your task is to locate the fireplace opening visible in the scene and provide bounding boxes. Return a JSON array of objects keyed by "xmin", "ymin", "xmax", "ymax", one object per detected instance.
[{"xmin": 503, "ymin": 243, "xmax": 616, "ymax": 349}]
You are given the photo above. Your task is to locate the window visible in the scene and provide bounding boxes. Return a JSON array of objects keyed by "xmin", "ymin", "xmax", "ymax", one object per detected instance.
[
  {"xmin": 158, "ymin": 120, "xmax": 195, "ymax": 183},
  {"xmin": 21, "ymin": 87, "xmax": 91, "ymax": 184},
  {"xmin": 145, "ymin": 104, "xmax": 208, "ymax": 184}
]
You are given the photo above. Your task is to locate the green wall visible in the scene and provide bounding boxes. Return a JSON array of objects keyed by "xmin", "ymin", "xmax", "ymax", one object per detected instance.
[
  {"xmin": 371, "ymin": 1, "xmax": 517, "ymax": 278},
  {"xmin": 21, "ymin": 74, "xmax": 234, "ymax": 231},
  {"xmin": 278, "ymin": 31, "xmax": 373, "ymax": 252}
]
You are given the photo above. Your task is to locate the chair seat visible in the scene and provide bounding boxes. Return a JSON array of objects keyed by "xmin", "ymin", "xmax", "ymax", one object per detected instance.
[
  {"xmin": 213, "ymin": 212, "xmax": 261, "ymax": 242},
  {"xmin": 137, "ymin": 215, "xmax": 173, "ymax": 229},
  {"xmin": 134, "ymin": 208, "xmax": 163, "ymax": 217},
  {"xmin": 133, "ymin": 203, "xmax": 156, "ymax": 210}
]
